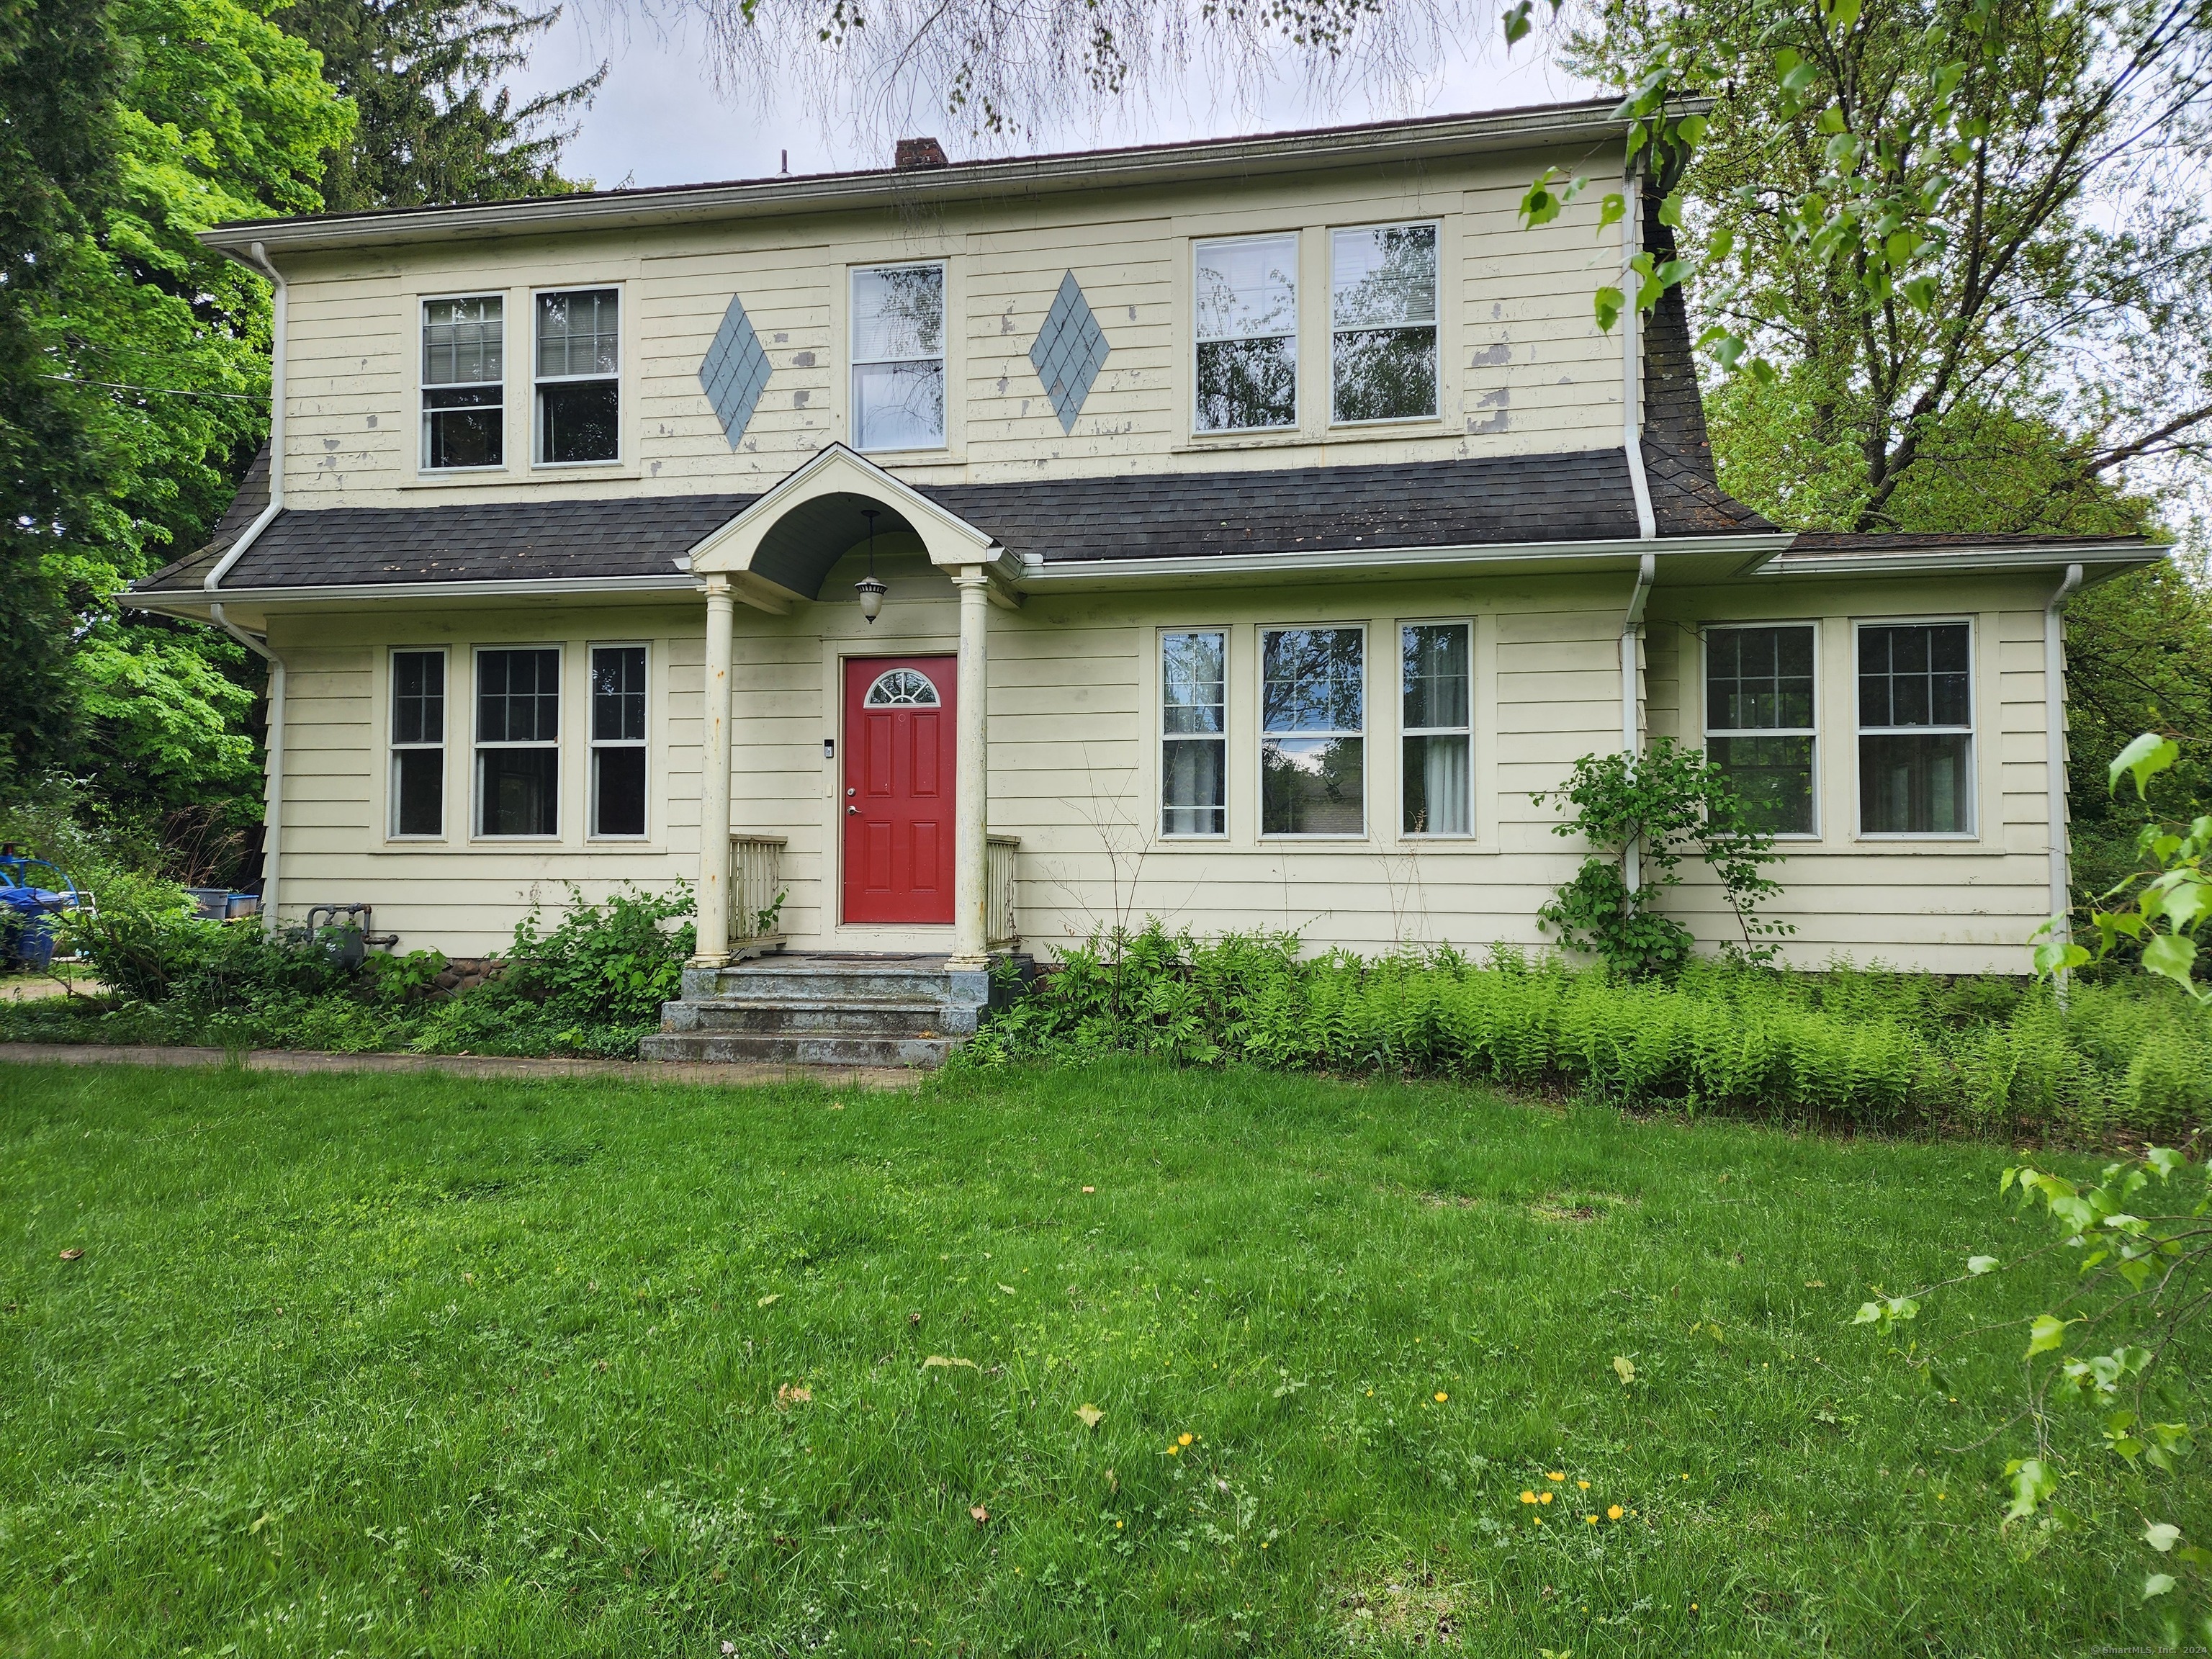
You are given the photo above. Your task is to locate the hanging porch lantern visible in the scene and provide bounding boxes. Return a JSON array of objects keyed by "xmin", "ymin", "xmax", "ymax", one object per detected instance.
[{"xmin": 855, "ymin": 508, "xmax": 887, "ymax": 624}]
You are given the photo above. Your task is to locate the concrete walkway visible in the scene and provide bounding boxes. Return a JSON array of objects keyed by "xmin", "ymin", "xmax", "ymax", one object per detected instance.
[{"xmin": 0, "ymin": 1042, "xmax": 924, "ymax": 1089}]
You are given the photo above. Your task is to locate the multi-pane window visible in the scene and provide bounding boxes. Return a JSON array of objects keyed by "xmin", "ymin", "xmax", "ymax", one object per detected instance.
[
  {"xmin": 590, "ymin": 646, "xmax": 647, "ymax": 838},
  {"xmin": 390, "ymin": 649, "xmax": 446, "ymax": 837},
  {"xmin": 1161, "ymin": 631, "xmax": 1227, "ymax": 837},
  {"xmin": 475, "ymin": 647, "xmax": 560, "ymax": 837},
  {"xmin": 1332, "ymin": 225, "xmax": 1438, "ymax": 423},
  {"xmin": 1195, "ymin": 234, "xmax": 1298, "ymax": 431},
  {"xmin": 535, "ymin": 289, "xmax": 619, "ymax": 464},
  {"xmin": 1860, "ymin": 622, "xmax": 1974, "ymax": 835},
  {"xmin": 1261, "ymin": 626, "xmax": 1364, "ymax": 835},
  {"xmin": 1401, "ymin": 622, "xmax": 1470, "ymax": 835},
  {"xmin": 852, "ymin": 264, "xmax": 946, "ymax": 451},
  {"xmin": 1706, "ymin": 625, "xmax": 1818, "ymax": 835},
  {"xmin": 422, "ymin": 297, "xmax": 503, "ymax": 469}
]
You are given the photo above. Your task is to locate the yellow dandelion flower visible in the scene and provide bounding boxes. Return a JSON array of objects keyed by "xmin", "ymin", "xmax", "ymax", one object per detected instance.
[
  {"xmin": 1116, "ymin": 1520, "xmax": 1124, "ymax": 1529},
  {"xmin": 1166, "ymin": 1444, "xmax": 1180, "ymax": 1455},
  {"xmin": 1520, "ymin": 1491, "xmax": 1537, "ymax": 1503},
  {"xmin": 1538, "ymin": 1491, "xmax": 1553, "ymax": 1505},
  {"xmin": 1533, "ymin": 1516, "xmax": 1544, "ymax": 1526},
  {"xmin": 1607, "ymin": 1504, "xmax": 1624, "ymax": 1521},
  {"xmin": 1434, "ymin": 1391, "xmax": 1449, "ymax": 1403},
  {"xmin": 1585, "ymin": 1515, "xmax": 1598, "ymax": 1525},
  {"xmin": 1178, "ymin": 1432, "xmax": 1193, "ymax": 1446},
  {"xmin": 1547, "ymin": 1471, "xmax": 1565, "ymax": 1482},
  {"xmin": 1577, "ymin": 1479, "xmax": 1590, "ymax": 1489},
  {"xmin": 1260, "ymin": 1540, "xmax": 1269, "ymax": 1550}
]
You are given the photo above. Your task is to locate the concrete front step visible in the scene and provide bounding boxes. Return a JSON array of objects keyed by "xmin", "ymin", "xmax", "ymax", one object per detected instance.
[
  {"xmin": 649, "ymin": 950, "xmax": 1033, "ymax": 1070},
  {"xmin": 663, "ymin": 996, "xmax": 954, "ymax": 1037},
  {"xmin": 638, "ymin": 1030, "xmax": 953, "ymax": 1069}
]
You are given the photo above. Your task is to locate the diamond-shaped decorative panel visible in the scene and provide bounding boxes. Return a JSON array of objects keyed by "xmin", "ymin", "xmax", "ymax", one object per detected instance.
[
  {"xmin": 698, "ymin": 295, "xmax": 772, "ymax": 446},
  {"xmin": 1028, "ymin": 271, "xmax": 1109, "ymax": 433}
]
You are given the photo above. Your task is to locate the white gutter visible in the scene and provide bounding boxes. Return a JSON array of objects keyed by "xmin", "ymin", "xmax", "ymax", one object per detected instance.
[
  {"xmin": 1622, "ymin": 549, "xmax": 1656, "ymax": 894},
  {"xmin": 1020, "ymin": 532, "xmax": 1788, "ymax": 585},
  {"xmin": 205, "ymin": 240, "xmax": 285, "ymax": 592},
  {"xmin": 207, "ymin": 240, "xmax": 287, "ymax": 932},
  {"xmin": 2044, "ymin": 562, "xmax": 2084, "ymax": 989},
  {"xmin": 1621, "ymin": 168, "xmax": 1658, "ymax": 542},
  {"xmin": 134, "ymin": 573, "xmax": 701, "ymax": 613}
]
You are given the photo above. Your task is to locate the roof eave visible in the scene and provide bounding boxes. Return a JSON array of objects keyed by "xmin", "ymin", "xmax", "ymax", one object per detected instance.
[{"xmin": 198, "ymin": 100, "xmax": 1649, "ymax": 259}]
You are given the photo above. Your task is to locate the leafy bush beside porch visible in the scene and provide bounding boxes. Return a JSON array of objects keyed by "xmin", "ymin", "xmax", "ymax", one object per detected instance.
[
  {"xmin": 0, "ymin": 884, "xmax": 693, "ymax": 1059},
  {"xmin": 961, "ymin": 924, "xmax": 2212, "ymax": 1144}
]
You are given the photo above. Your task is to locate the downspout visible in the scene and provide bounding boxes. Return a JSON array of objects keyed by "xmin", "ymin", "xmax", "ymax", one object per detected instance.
[
  {"xmin": 1622, "ymin": 551, "xmax": 1656, "ymax": 894},
  {"xmin": 1619, "ymin": 162, "xmax": 1658, "ymax": 899},
  {"xmin": 1621, "ymin": 166, "xmax": 1658, "ymax": 541},
  {"xmin": 206, "ymin": 241, "xmax": 286, "ymax": 590},
  {"xmin": 208, "ymin": 239, "xmax": 288, "ymax": 931},
  {"xmin": 2044, "ymin": 562, "xmax": 2084, "ymax": 994}
]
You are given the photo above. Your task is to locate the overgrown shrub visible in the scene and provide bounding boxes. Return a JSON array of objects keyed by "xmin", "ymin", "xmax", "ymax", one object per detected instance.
[
  {"xmin": 11, "ymin": 880, "xmax": 694, "ymax": 1061},
  {"xmin": 408, "ymin": 884, "xmax": 694, "ymax": 1058},
  {"xmin": 961, "ymin": 921, "xmax": 2212, "ymax": 1143}
]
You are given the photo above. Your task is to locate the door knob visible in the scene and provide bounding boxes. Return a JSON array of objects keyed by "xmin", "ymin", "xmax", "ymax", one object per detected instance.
[{"xmin": 847, "ymin": 805, "xmax": 860, "ymax": 815}]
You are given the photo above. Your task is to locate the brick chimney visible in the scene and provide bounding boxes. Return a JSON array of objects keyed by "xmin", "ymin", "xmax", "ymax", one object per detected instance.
[{"xmin": 895, "ymin": 136, "xmax": 950, "ymax": 170}]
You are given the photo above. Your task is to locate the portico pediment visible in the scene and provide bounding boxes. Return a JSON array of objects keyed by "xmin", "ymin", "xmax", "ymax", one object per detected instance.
[{"xmin": 687, "ymin": 445, "xmax": 1018, "ymax": 609}]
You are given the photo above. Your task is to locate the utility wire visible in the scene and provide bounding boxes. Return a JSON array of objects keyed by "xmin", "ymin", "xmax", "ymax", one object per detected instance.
[{"xmin": 42, "ymin": 375, "xmax": 261, "ymax": 403}]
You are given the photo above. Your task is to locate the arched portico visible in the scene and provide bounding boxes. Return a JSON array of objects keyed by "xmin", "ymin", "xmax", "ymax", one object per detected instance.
[{"xmin": 685, "ymin": 446, "xmax": 1022, "ymax": 970}]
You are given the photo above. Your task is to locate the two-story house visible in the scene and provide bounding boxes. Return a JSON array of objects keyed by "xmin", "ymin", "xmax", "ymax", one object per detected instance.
[{"xmin": 132, "ymin": 99, "xmax": 2157, "ymax": 1063}]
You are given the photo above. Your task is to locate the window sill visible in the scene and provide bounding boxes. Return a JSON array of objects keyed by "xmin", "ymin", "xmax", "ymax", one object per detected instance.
[
  {"xmin": 1259, "ymin": 835, "xmax": 1372, "ymax": 844},
  {"xmin": 1326, "ymin": 414, "xmax": 1446, "ymax": 433}
]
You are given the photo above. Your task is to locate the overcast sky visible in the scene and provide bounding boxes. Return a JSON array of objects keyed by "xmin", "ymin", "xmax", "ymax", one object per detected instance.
[{"xmin": 511, "ymin": 10, "xmax": 1598, "ymax": 190}]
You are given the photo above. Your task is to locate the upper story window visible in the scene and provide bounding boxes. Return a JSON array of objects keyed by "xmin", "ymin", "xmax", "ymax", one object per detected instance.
[
  {"xmin": 1859, "ymin": 621, "xmax": 1974, "ymax": 835},
  {"xmin": 1195, "ymin": 234, "xmax": 1298, "ymax": 432},
  {"xmin": 1707, "ymin": 624, "xmax": 1818, "ymax": 835},
  {"xmin": 422, "ymin": 297, "xmax": 503, "ymax": 470},
  {"xmin": 535, "ymin": 289, "xmax": 619, "ymax": 464},
  {"xmin": 1261, "ymin": 625, "xmax": 1364, "ymax": 835},
  {"xmin": 1332, "ymin": 225, "xmax": 1438, "ymax": 423},
  {"xmin": 852, "ymin": 264, "xmax": 945, "ymax": 451}
]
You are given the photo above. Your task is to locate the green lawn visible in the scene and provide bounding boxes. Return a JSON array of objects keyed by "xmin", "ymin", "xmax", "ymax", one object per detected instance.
[{"xmin": 0, "ymin": 1059, "xmax": 2188, "ymax": 1656}]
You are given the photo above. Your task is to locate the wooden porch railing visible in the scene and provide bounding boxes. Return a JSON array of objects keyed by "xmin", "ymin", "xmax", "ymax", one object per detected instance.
[
  {"xmin": 986, "ymin": 833, "xmax": 1020, "ymax": 949},
  {"xmin": 729, "ymin": 833, "xmax": 787, "ymax": 953}
]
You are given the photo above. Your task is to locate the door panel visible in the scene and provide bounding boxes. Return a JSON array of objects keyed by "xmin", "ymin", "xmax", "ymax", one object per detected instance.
[{"xmin": 843, "ymin": 655, "xmax": 957, "ymax": 925}]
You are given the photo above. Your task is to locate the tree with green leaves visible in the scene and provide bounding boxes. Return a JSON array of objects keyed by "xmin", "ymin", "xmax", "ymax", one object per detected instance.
[
  {"xmin": 0, "ymin": 0, "xmax": 348, "ymax": 871},
  {"xmin": 0, "ymin": 0, "xmax": 125, "ymax": 783},
  {"xmin": 1533, "ymin": 0, "xmax": 2212, "ymax": 536},
  {"xmin": 278, "ymin": 0, "xmax": 604, "ymax": 210}
]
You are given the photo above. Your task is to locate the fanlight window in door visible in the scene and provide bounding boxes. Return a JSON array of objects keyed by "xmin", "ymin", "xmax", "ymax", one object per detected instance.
[{"xmin": 865, "ymin": 668, "xmax": 941, "ymax": 707}]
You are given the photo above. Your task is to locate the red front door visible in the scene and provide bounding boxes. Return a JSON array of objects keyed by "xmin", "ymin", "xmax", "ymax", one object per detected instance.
[{"xmin": 842, "ymin": 655, "xmax": 957, "ymax": 925}]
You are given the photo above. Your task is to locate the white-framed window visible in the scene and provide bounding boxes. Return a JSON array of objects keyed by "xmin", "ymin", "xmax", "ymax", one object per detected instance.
[
  {"xmin": 389, "ymin": 648, "xmax": 446, "ymax": 837},
  {"xmin": 534, "ymin": 288, "xmax": 619, "ymax": 464},
  {"xmin": 1704, "ymin": 624, "xmax": 1819, "ymax": 836},
  {"xmin": 475, "ymin": 646, "xmax": 561, "ymax": 837},
  {"xmin": 1332, "ymin": 223, "xmax": 1439, "ymax": 424},
  {"xmin": 421, "ymin": 297, "xmax": 503, "ymax": 469},
  {"xmin": 1857, "ymin": 619, "xmax": 1974, "ymax": 836},
  {"xmin": 589, "ymin": 644, "xmax": 648, "ymax": 839},
  {"xmin": 851, "ymin": 263, "xmax": 946, "ymax": 451},
  {"xmin": 1195, "ymin": 233, "xmax": 1298, "ymax": 432},
  {"xmin": 1161, "ymin": 630, "xmax": 1227, "ymax": 837},
  {"xmin": 1260, "ymin": 625, "xmax": 1364, "ymax": 836},
  {"xmin": 1401, "ymin": 621, "xmax": 1470, "ymax": 836},
  {"xmin": 865, "ymin": 667, "xmax": 942, "ymax": 706}
]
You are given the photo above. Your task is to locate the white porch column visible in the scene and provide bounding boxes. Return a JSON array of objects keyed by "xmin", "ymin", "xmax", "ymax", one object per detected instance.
[
  {"xmin": 949, "ymin": 566, "xmax": 992, "ymax": 966},
  {"xmin": 692, "ymin": 575, "xmax": 736, "ymax": 966}
]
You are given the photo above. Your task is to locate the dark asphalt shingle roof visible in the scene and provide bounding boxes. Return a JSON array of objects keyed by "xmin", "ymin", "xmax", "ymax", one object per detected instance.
[{"xmin": 135, "ymin": 446, "xmax": 1773, "ymax": 595}]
